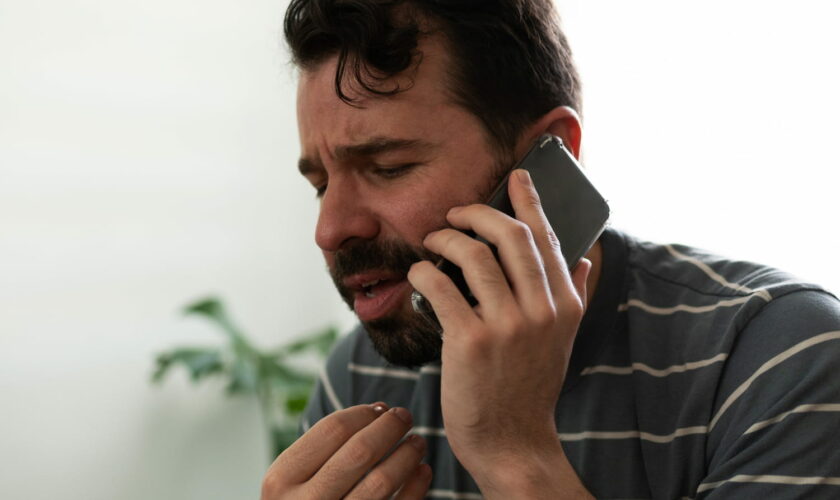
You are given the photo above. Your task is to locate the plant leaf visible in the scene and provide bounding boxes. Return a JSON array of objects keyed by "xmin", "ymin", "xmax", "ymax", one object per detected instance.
[
  {"xmin": 226, "ymin": 356, "xmax": 259, "ymax": 395},
  {"xmin": 284, "ymin": 393, "xmax": 310, "ymax": 415},
  {"xmin": 260, "ymin": 357, "xmax": 316, "ymax": 386},
  {"xmin": 183, "ymin": 297, "xmax": 244, "ymax": 342},
  {"xmin": 280, "ymin": 326, "xmax": 338, "ymax": 356},
  {"xmin": 152, "ymin": 347, "xmax": 225, "ymax": 383}
]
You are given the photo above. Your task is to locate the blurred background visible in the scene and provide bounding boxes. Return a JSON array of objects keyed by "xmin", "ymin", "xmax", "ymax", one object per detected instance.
[{"xmin": 1, "ymin": 0, "xmax": 838, "ymax": 498}]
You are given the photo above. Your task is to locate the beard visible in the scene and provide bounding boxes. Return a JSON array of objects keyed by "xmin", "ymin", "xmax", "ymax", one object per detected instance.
[{"xmin": 330, "ymin": 238, "xmax": 444, "ymax": 368}]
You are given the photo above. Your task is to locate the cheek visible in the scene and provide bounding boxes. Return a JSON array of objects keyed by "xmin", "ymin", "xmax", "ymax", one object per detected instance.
[
  {"xmin": 378, "ymin": 184, "xmax": 485, "ymax": 245},
  {"xmin": 380, "ymin": 196, "xmax": 446, "ymax": 245}
]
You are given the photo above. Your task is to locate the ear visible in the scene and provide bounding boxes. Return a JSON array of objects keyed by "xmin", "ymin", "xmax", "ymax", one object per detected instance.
[{"xmin": 517, "ymin": 106, "xmax": 583, "ymax": 159}]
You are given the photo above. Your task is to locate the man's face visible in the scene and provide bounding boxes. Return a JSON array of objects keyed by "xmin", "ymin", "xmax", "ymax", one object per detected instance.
[{"xmin": 296, "ymin": 37, "xmax": 506, "ymax": 367}]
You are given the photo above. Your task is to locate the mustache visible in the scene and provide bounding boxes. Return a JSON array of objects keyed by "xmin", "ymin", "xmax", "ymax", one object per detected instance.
[{"xmin": 330, "ymin": 239, "xmax": 436, "ymax": 305}]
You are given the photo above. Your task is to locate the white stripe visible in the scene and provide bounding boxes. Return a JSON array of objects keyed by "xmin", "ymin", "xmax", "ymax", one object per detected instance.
[
  {"xmin": 745, "ymin": 403, "xmax": 840, "ymax": 434},
  {"xmin": 581, "ymin": 353, "xmax": 728, "ymax": 377},
  {"xmin": 348, "ymin": 363, "xmax": 420, "ymax": 380},
  {"xmin": 411, "ymin": 426, "xmax": 447, "ymax": 437},
  {"xmin": 664, "ymin": 245, "xmax": 773, "ymax": 302},
  {"xmin": 319, "ymin": 366, "xmax": 344, "ymax": 411},
  {"xmin": 301, "ymin": 417, "xmax": 310, "ymax": 433},
  {"xmin": 709, "ymin": 330, "xmax": 840, "ymax": 431},
  {"xmin": 427, "ymin": 489, "xmax": 483, "ymax": 499},
  {"xmin": 697, "ymin": 474, "xmax": 840, "ymax": 493},
  {"xmin": 618, "ymin": 294, "xmax": 764, "ymax": 315},
  {"xmin": 409, "ymin": 424, "xmax": 709, "ymax": 444},
  {"xmin": 347, "ymin": 363, "xmax": 441, "ymax": 379},
  {"xmin": 558, "ymin": 426, "xmax": 707, "ymax": 444}
]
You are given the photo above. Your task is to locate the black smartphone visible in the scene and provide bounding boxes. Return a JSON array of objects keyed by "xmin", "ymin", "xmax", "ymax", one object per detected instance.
[{"xmin": 411, "ymin": 134, "xmax": 610, "ymax": 330}]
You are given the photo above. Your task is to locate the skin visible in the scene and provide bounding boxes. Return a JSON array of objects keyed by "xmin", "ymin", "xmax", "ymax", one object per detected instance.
[{"xmin": 262, "ymin": 35, "xmax": 600, "ymax": 499}]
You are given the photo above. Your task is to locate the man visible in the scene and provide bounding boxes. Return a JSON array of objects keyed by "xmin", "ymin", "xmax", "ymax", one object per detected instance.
[{"xmin": 262, "ymin": 1, "xmax": 840, "ymax": 498}]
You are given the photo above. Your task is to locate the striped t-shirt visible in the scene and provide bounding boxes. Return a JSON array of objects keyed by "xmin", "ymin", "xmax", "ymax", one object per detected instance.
[{"xmin": 301, "ymin": 228, "xmax": 840, "ymax": 499}]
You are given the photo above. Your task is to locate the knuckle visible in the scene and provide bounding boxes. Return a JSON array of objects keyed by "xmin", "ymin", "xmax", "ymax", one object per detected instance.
[
  {"xmin": 524, "ymin": 186, "xmax": 542, "ymax": 206},
  {"xmin": 429, "ymin": 272, "xmax": 452, "ymax": 294},
  {"xmin": 344, "ymin": 439, "xmax": 378, "ymax": 466},
  {"xmin": 533, "ymin": 301, "xmax": 558, "ymax": 329},
  {"xmin": 546, "ymin": 229, "xmax": 562, "ymax": 253},
  {"xmin": 506, "ymin": 220, "xmax": 533, "ymax": 241},
  {"xmin": 318, "ymin": 413, "xmax": 355, "ymax": 443},
  {"xmin": 560, "ymin": 295, "xmax": 585, "ymax": 320},
  {"xmin": 501, "ymin": 314, "xmax": 527, "ymax": 337},
  {"xmin": 465, "ymin": 241, "xmax": 493, "ymax": 263},
  {"xmin": 357, "ymin": 469, "xmax": 396, "ymax": 499}
]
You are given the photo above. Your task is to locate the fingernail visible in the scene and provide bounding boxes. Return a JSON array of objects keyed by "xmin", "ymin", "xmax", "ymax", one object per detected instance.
[
  {"xmin": 448, "ymin": 205, "xmax": 463, "ymax": 215},
  {"xmin": 390, "ymin": 407, "xmax": 413, "ymax": 425},
  {"xmin": 407, "ymin": 434, "xmax": 426, "ymax": 452},
  {"xmin": 370, "ymin": 402, "xmax": 389, "ymax": 414},
  {"xmin": 516, "ymin": 169, "xmax": 532, "ymax": 186}
]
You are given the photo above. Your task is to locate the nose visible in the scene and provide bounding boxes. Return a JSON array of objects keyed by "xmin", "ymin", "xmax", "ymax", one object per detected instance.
[{"xmin": 314, "ymin": 176, "xmax": 379, "ymax": 252}]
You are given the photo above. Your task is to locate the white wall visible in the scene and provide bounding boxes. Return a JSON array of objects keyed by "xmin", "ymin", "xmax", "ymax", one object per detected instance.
[
  {"xmin": 0, "ymin": 1, "xmax": 837, "ymax": 499},
  {"xmin": 564, "ymin": 2, "xmax": 840, "ymax": 290}
]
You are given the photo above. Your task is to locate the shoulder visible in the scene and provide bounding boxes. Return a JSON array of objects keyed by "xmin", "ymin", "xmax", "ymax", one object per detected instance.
[
  {"xmin": 615, "ymin": 231, "xmax": 838, "ymax": 365},
  {"xmin": 623, "ymin": 235, "xmax": 824, "ymax": 298},
  {"xmin": 621, "ymin": 233, "xmax": 834, "ymax": 321}
]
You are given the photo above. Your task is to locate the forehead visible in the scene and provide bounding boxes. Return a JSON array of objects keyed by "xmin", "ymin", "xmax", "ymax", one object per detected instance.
[{"xmin": 295, "ymin": 36, "xmax": 468, "ymax": 148}]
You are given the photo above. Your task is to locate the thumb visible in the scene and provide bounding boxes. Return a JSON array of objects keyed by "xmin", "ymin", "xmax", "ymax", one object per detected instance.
[{"xmin": 570, "ymin": 257, "xmax": 592, "ymax": 310}]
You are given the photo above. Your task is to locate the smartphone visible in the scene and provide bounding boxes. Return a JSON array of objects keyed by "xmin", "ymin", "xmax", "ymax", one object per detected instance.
[{"xmin": 410, "ymin": 134, "xmax": 610, "ymax": 330}]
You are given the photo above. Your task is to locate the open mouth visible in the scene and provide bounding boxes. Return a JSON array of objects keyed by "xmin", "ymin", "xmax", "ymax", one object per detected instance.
[
  {"xmin": 361, "ymin": 279, "xmax": 387, "ymax": 298},
  {"xmin": 351, "ymin": 277, "xmax": 411, "ymax": 322}
]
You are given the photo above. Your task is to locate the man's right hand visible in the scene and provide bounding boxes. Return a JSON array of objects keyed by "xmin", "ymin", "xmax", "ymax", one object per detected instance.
[{"xmin": 261, "ymin": 403, "xmax": 431, "ymax": 499}]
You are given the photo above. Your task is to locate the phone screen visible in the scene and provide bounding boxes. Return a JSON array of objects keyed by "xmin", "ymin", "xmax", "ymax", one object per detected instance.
[{"xmin": 411, "ymin": 134, "xmax": 610, "ymax": 328}]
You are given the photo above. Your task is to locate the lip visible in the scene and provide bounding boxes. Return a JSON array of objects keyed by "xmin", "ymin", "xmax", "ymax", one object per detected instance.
[
  {"xmin": 352, "ymin": 278, "xmax": 412, "ymax": 322},
  {"xmin": 343, "ymin": 271, "xmax": 401, "ymax": 291}
]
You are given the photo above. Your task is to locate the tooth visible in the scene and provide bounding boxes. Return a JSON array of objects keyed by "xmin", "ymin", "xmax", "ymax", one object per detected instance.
[{"xmin": 365, "ymin": 290, "xmax": 376, "ymax": 298}]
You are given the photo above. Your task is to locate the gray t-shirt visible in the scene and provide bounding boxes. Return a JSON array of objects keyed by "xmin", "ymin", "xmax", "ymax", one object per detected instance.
[{"xmin": 302, "ymin": 228, "xmax": 840, "ymax": 499}]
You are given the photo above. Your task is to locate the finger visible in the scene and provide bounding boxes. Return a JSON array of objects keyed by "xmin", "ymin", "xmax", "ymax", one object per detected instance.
[
  {"xmin": 444, "ymin": 203, "xmax": 551, "ymax": 312},
  {"xmin": 571, "ymin": 257, "xmax": 592, "ymax": 309},
  {"xmin": 306, "ymin": 407, "xmax": 415, "ymax": 498},
  {"xmin": 394, "ymin": 464, "xmax": 433, "ymax": 500},
  {"xmin": 266, "ymin": 403, "xmax": 388, "ymax": 486},
  {"xmin": 408, "ymin": 260, "xmax": 481, "ymax": 335},
  {"xmin": 345, "ymin": 435, "xmax": 427, "ymax": 500},
  {"xmin": 508, "ymin": 169, "xmax": 574, "ymax": 294},
  {"xmin": 422, "ymin": 228, "xmax": 516, "ymax": 317}
]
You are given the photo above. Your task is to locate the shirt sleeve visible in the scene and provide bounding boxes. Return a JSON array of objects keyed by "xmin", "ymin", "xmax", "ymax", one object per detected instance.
[{"xmin": 697, "ymin": 289, "xmax": 840, "ymax": 498}]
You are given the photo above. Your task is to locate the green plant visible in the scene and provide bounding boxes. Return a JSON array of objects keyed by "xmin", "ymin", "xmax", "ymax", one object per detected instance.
[{"xmin": 151, "ymin": 297, "xmax": 338, "ymax": 458}]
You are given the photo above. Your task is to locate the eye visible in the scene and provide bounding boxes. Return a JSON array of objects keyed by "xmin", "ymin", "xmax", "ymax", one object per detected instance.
[{"xmin": 374, "ymin": 163, "xmax": 420, "ymax": 179}]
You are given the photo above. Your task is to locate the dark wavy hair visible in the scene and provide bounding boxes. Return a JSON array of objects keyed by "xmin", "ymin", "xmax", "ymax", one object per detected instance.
[{"xmin": 284, "ymin": 0, "xmax": 581, "ymax": 160}]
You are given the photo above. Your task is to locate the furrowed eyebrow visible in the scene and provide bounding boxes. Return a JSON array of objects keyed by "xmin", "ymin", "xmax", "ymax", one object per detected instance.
[
  {"xmin": 297, "ymin": 137, "xmax": 436, "ymax": 177},
  {"xmin": 335, "ymin": 137, "xmax": 436, "ymax": 160}
]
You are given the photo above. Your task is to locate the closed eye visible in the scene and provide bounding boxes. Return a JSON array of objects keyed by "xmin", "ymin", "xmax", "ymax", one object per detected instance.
[
  {"xmin": 373, "ymin": 163, "xmax": 421, "ymax": 179},
  {"xmin": 313, "ymin": 163, "xmax": 421, "ymax": 199}
]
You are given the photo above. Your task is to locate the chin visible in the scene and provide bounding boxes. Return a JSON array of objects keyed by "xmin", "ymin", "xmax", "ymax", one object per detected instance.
[{"xmin": 363, "ymin": 312, "xmax": 442, "ymax": 368}]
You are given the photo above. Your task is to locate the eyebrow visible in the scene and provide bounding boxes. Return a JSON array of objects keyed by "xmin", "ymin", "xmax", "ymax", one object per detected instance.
[{"xmin": 298, "ymin": 137, "xmax": 436, "ymax": 176}]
